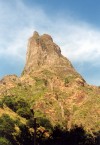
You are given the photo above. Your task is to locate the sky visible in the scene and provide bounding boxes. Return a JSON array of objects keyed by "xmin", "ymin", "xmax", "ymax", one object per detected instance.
[{"xmin": 0, "ymin": 0, "xmax": 100, "ymax": 86}]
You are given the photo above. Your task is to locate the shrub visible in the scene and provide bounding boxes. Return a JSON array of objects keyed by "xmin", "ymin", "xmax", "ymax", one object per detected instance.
[
  {"xmin": 64, "ymin": 78, "xmax": 69, "ymax": 86},
  {"xmin": 0, "ymin": 100, "xmax": 3, "ymax": 108},
  {"xmin": 16, "ymin": 107, "xmax": 31, "ymax": 119},
  {"xmin": 16, "ymin": 98, "xmax": 29, "ymax": 109},
  {"xmin": 37, "ymin": 117, "xmax": 52, "ymax": 130},
  {"xmin": 0, "ymin": 114, "xmax": 15, "ymax": 137},
  {"xmin": 2, "ymin": 96, "xmax": 17, "ymax": 111},
  {"xmin": 27, "ymin": 116, "xmax": 53, "ymax": 131},
  {"xmin": 17, "ymin": 82, "xmax": 22, "ymax": 86},
  {"xmin": 2, "ymin": 96, "xmax": 31, "ymax": 119},
  {"xmin": 0, "ymin": 137, "xmax": 12, "ymax": 145}
]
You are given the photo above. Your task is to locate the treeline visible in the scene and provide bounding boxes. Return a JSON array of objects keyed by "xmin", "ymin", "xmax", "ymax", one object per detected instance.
[{"xmin": 0, "ymin": 96, "xmax": 100, "ymax": 145}]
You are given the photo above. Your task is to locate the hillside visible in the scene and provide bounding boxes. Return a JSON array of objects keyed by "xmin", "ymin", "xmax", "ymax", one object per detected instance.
[{"xmin": 0, "ymin": 31, "xmax": 100, "ymax": 144}]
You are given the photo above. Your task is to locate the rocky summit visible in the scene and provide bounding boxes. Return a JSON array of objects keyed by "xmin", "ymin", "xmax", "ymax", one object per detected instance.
[
  {"xmin": 0, "ymin": 31, "xmax": 100, "ymax": 136},
  {"xmin": 23, "ymin": 31, "xmax": 78, "ymax": 78}
]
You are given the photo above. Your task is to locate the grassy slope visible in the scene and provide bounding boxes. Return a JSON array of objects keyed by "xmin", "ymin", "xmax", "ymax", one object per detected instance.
[{"xmin": 0, "ymin": 68, "xmax": 99, "ymax": 134}]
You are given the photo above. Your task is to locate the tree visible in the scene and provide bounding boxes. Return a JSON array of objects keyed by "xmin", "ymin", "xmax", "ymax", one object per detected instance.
[
  {"xmin": 2, "ymin": 96, "xmax": 17, "ymax": 111},
  {"xmin": 16, "ymin": 107, "xmax": 31, "ymax": 119},
  {"xmin": 0, "ymin": 114, "xmax": 16, "ymax": 144}
]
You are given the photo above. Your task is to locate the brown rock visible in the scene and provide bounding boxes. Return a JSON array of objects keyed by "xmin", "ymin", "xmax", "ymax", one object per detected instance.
[{"xmin": 23, "ymin": 31, "xmax": 80, "ymax": 79}]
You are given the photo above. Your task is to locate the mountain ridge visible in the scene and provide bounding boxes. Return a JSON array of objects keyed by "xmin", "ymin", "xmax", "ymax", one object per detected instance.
[{"xmin": 0, "ymin": 31, "xmax": 100, "ymax": 134}]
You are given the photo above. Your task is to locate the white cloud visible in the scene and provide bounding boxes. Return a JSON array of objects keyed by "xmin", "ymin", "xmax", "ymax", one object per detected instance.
[
  {"xmin": 0, "ymin": 0, "xmax": 51, "ymax": 59},
  {"xmin": 58, "ymin": 24, "xmax": 100, "ymax": 64},
  {"xmin": 0, "ymin": 0, "xmax": 100, "ymax": 64}
]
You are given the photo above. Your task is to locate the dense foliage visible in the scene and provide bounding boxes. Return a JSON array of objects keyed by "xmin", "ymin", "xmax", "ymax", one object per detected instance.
[
  {"xmin": 0, "ymin": 96, "xmax": 99, "ymax": 145},
  {"xmin": 0, "ymin": 137, "xmax": 12, "ymax": 145},
  {"xmin": 0, "ymin": 114, "xmax": 99, "ymax": 145},
  {"xmin": 2, "ymin": 96, "xmax": 32, "ymax": 119}
]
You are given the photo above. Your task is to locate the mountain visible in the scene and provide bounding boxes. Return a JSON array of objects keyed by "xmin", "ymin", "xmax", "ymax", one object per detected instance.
[
  {"xmin": 23, "ymin": 31, "xmax": 77, "ymax": 77},
  {"xmin": 0, "ymin": 31, "xmax": 100, "ymax": 135}
]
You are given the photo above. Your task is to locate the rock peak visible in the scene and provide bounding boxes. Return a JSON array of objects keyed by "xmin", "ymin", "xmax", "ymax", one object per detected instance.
[
  {"xmin": 33, "ymin": 31, "xmax": 39, "ymax": 38},
  {"xmin": 41, "ymin": 34, "xmax": 53, "ymax": 42},
  {"xmin": 23, "ymin": 31, "xmax": 76, "ymax": 76}
]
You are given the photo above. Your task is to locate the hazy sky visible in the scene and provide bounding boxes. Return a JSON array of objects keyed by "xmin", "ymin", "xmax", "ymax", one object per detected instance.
[{"xmin": 0, "ymin": 0, "xmax": 100, "ymax": 86}]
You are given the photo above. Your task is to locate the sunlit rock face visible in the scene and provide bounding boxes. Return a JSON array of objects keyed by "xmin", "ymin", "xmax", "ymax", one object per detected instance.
[{"xmin": 23, "ymin": 31, "xmax": 78, "ymax": 77}]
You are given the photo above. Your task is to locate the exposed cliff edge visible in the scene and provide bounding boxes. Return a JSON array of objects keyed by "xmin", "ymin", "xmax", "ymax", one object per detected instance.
[{"xmin": 23, "ymin": 31, "xmax": 81, "ymax": 78}]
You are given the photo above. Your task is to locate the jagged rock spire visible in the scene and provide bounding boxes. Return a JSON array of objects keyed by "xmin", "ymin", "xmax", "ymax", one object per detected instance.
[{"xmin": 23, "ymin": 31, "xmax": 77, "ymax": 77}]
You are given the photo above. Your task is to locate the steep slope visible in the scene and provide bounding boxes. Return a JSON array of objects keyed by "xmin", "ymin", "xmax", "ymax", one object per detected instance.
[
  {"xmin": 23, "ymin": 31, "xmax": 80, "ymax": 78},
  {"xmin": 0, "ymin": 32, "xmax": 100, "ymax": 134}
]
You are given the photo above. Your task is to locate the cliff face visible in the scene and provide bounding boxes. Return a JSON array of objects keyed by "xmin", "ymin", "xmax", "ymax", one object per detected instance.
[
  {"xmin": 0, "ymin": 32, "xmax": 100, "ymax": 133},
  {"xmin": 23, "ymin": 31, "xmax": 79, "ymax": 78}
]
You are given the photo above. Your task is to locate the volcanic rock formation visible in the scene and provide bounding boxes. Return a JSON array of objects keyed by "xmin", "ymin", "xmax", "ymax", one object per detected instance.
[
  {"xmin": 23, "ymin": 31, "xmax": 80, "ymax": 78},
  {"xmin": 0, "ymin": 31, "xmax": 100, "ymax": 134}
]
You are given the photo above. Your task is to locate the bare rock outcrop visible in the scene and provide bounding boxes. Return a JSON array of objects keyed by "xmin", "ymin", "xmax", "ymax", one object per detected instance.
[{"xmin": 23, "ymin": 31, "xmax": 78, "ymax": 78}]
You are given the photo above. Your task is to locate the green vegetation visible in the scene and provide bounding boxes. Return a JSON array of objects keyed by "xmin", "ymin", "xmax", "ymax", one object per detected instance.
[
  {"xmin": 0, "ymin": 114, "xmax": 15, "ymax": 136},
  {"xmin": 34, "ymin": 77, "xmax": 48, "ymax": 87},
  {"xmin": 0, "ymin": 114, "xmax": 16, "ymax": 144},
  {"xmin": 64, "ymin": 75, "xmax": 76, "ymax": 86},
  {"xmin": 0, "ymin": 137, "xmax": 12, "ymax": 145},
  {"xmin": 16, "ymin": 107, "xmax": 31, "ymax": 119},
  {"xmin": 0, "ymin": 99, "xmax": 3, "ymax": 108},
  {"xmin": 2, "ymin": 96, "xmax": 32, "ymax": 119},
  {"xmin": 0, "ymin": 63, "xmax": 99, "ymax": 145},
  {"xmin": 0, "ymin": 31, "xmax": 100, "ymax": 145},
  {"xmin": 1, "ymin": 114, "xmax": 99, "ymax": 145}
]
